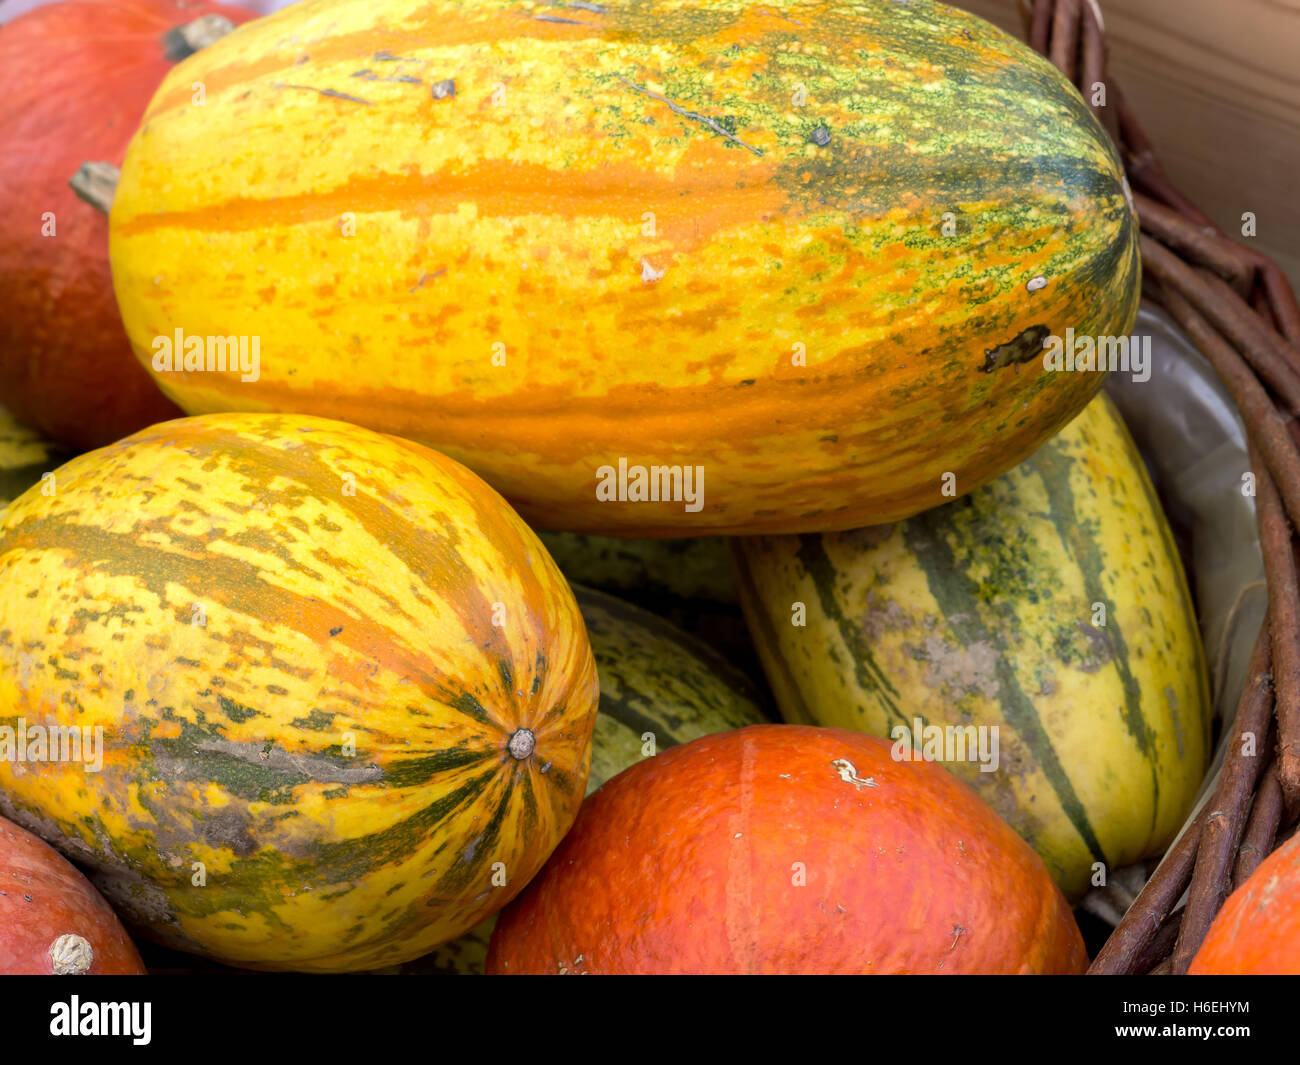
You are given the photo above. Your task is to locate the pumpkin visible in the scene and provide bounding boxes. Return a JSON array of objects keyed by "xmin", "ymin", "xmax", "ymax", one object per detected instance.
[
  {"xmin": 732, "ymin": 393, "xmax": 1210, "ymax": 899},
  {"xmin": 0, "ymin": 813, "xmax": 146, "ymax": 975},
  {"xmin": 487, "ymin": 724, "xmax": 1087, "ymax": 974},
  {"xmin": 0, "ymin": 402, "xmax": 75, "ymax": 509},
  {"xmin": 376, "ymin": 583, "xmax": 771, "ymax": 974},
  {"xmin": 0, "ymin": 412, "xmax": 599, "ymax": 972},
  {"xmin": 1190, "ymin": 831, "xmax": 1300, "ymax": 975},
  {"xmin": 0, "ymin": 0, "xmax": 252, "ymax": 449},
  {"xmin": 109, "ymin": 0, "xmax": 1138, "ymax": 535}
]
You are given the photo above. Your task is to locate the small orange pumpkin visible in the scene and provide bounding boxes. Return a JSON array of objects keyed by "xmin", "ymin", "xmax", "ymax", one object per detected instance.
[
  {"xmin": 1190, "ymin": 831, "xmax": 1300, "ymax": 975},
  {"xmin": 0, "ymin": 814, "xmax": 145, "ymax": 975},
  {"xmin": 488, "ymin": 724, "xmax": 1087, "ymax": 975},
  {"xmin": 0, "ymin": 0, "xmax": 253, "ymax": 448}
]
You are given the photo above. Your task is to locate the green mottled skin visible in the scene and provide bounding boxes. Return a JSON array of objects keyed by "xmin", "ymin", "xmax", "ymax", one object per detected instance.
[
  {"xmin": 0, "ymin": 403, "xmax": 74, "ymax": 507},
  {"xmin": 535, "ymin": 531, "xmax": 737, "ymax": 606},
  {"xmin": 535, "ymin": 528, "xmax": 762, "ymax": 673},
  {"xmin": 0, "ymin": 413, "xmax": 598, "ymax": 971}
]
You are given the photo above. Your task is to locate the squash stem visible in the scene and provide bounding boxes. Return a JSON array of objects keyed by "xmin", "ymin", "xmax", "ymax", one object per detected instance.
[
  {"xmin": 161, "ymin": 14, "xmax": 236, "ymax": 62},
  {"xmin": 68, "ymin": 162, "xmax": 119, "ymax": 215}
]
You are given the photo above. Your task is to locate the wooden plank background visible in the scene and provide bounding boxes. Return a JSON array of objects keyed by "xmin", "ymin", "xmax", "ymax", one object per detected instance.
[{"xmin": 961, "ymin": 0, "xmax": 1300, "ymax": 289}]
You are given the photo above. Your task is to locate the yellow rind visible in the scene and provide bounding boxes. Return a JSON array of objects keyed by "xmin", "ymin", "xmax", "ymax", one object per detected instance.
[
  {"xmin": 110, "ymin": 0, "xmax": 1139, "ymax": 534},
  {"xmin": 0, "ymin": 412, "xmax": 598, "ymax": 971}
]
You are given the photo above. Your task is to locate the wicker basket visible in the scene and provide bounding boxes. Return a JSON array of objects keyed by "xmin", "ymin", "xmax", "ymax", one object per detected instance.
[{"xmin": 1010, "ymin": 0, "xmax": 1300, "ymax": 975}]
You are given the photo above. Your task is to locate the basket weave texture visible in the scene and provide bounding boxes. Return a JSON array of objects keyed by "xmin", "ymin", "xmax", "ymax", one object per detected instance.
[{"xmin": 1017, "ymin": 0, "xmax": 1300, "ymax": 975}]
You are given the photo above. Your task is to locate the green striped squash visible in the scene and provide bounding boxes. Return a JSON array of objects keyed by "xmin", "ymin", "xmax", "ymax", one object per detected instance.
[
  {"xmin": 534, "ymin": 532, "xmax": 737, "ymax": 609},
  {"xmin": 0, "ymin": 412, "xmax": 598, "ymax": 972},
  {"xmin": 0, "ymin": 403, "xmax": 74, "ymax": 508},
  {"xmin": 732, "ymin": 394, "xmax": 1211, "ymax": 899},
  {"xmin": 532, "ymin": 530, "xmax": 757, "ymax": 669},
  {"xmin": 380, "ymin": 584, "xmax": 771, "ymax": 973}
]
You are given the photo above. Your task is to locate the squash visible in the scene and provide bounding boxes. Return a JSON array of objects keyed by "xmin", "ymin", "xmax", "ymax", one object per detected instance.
[
  {"xmin": 109, "ymin": 0, "xmax": 1138, "ymax": 535},
  {"xmin": 0, "ymin": 0, "xmax": 252, "ymax": 449},
  {"xmin": 534, "ymin": 532, "xmax": 737, "ymax": 613},
  {"xmin": 0, "ymin": 412, "xmax": 598, "ymax": 972},
  {"xmin": 533, "ymin": 530, "xmax": 754, "ymax": 668},
  {"xmin": 732, "ymin": 393, "xmax": 1210, "ymax": 898},
  {"xmin": 0, "ymin": 814, "xmax": 146, "ymax": 975},
  {"xmin": 374, "ymin": 583, "xmax": 770, "ymax": 974},
  {"xmin": 0, "ymin": 403, "xmax": 75, "ymax": 509},
  {"xmin": 1190, "ymin": 831, "xmax": 1300, "ymax": 975},
  {"xmin": 487, "ymin": 724, "xmax": 1087, "ymax": 974}
]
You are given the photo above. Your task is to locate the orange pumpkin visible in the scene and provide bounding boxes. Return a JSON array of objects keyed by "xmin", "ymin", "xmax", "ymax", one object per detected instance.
[
  {"xmin": 1190, "ymin": 831, "xmax": 1300, "ymax": 975},
  {"xmin": 487, "ymin": 724, "xmax": 1086, "ymax": 975},
  {"xmin": 0, "ymin": 814, "xmax": 145, "ymax": 975},
  {"xmin": 0, "ymin": 0, "xmax": 252, "ymax": 449}
]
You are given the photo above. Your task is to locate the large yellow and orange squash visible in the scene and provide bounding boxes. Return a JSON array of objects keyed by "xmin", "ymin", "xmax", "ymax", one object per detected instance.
[
  {"xmin": 0, "ymin": 413, "xmax": 598, "ymax": 972},
  {"xmin": 110, "ymin": 0, "xmax": 1139, "ymax": 535}
]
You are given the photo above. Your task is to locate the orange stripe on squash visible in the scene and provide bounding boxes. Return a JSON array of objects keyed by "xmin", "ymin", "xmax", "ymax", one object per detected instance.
[{"xmin": 110, "ymin": 0, "xmax": 1139, "ymax": 535}]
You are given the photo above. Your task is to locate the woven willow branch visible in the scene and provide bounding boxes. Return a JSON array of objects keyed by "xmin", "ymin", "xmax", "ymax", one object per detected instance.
[{"xmin": 1016, "ymin": 0, "xmax": 1300, "ymax": 976}]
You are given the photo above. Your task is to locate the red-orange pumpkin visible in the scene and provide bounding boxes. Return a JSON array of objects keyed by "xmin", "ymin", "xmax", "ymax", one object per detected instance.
[
  {"xmin": 1190, "ymin": 831, "xmax": 1300, "ymax": 975},
  {"xmin": 0, "ymin": 814, "xmax": 145, "ymax": 975},
  {"xmin": 0, "ymin": 0, "xmax": 252, "ymax": 449},
  {"xmin": 487, "ymin": 724, "xmax": 1086, "ymax": 975}
]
